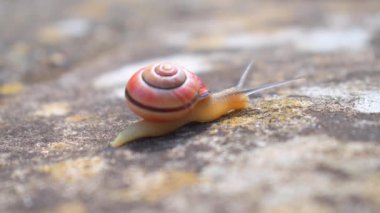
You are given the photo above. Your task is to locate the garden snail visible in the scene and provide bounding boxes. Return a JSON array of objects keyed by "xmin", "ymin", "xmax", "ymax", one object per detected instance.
[{"xmin": 111, "ymin": 61, "xmax": 302, "ymax": 147}]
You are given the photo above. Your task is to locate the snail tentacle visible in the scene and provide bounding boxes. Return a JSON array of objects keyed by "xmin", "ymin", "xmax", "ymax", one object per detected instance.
[
  {"xmin": 236, "ymin": 60, "xmax": 254, "ymax": 88},
  {"xmin": 239, "ymin": 77, "xmax": 304, "ymax": 97}
]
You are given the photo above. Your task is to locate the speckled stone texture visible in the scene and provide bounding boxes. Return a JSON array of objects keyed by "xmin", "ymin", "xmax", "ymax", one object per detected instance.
[{"xmin": 1, "ymin": 0, "xmax": 380, "ymax": 213}]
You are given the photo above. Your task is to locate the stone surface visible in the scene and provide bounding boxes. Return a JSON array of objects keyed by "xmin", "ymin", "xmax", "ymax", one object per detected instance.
[{"xmin": 1, "ymin": 0, "xmax": 380, "ymax": 212}]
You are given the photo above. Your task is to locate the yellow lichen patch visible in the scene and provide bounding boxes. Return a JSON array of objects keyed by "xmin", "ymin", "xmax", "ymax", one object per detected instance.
[
  {"xmin": 42, "ymin": 201, "xmax": 87, "ymax": 213},
  {"xmin": 255, "ymin": 98, "xmax": 313, "ymax": 111},
  {"xmin": 65, "ymin": 114, "xmax": 91, "ymax": 123},
  {"xmin": 48, "ymin": 141, "xmax": 75, "ymax": 151},
  {"xmin": 186, "ymin": 35, "xmax": 226, "ymax": 51},
  {"xmin": 38, "ymin": 157, "xmax": 106, "ymax": 183},
  {"xmin": 0, "ymin": 82, "xmax": 24, "ymax": 96},
  {"xmin": 244, "ymin": 5, "xmax": 294, "ymax": 29},
  {"xmin": 208, "ymin": 127, "xmax": 219, "ymax": 135},
  {"xmin": 262, "ymin": 200, "xmax": 333, "ymax": 213},
  {"xmin": 220, "ymin": 115, "xmax": 258, "ymax": 128},
  {"xmin": 221, "ymin": 98, "xmax": 313, "ymax": 128},
  {"xmin": 38, "ymin": 26, "xmax": 68, "ymax": 44},
  {"xmin": 142, "ymin": 171, "xmax": 199, "ymax": 202},
  {"xmin": 112, "ymin": 170, "xmax": 199, "ymax": 203},
  {"xmin": 37, "ymin": 18, "xmax": 90, "ymax": 44},
  {"xmin": 40, "ymin": 142, "xmax": 74, "ymax": 155},
  {"xmin": 34, "ymin": 102, "xmax": 71, "ymax": 117},
  {"xmin": 363, "ymin": 173, "xmax": 380, "ymax": 205},
  {"xmin": 70, "ymin": 0, "xmax": 108, "ymax": 19}
]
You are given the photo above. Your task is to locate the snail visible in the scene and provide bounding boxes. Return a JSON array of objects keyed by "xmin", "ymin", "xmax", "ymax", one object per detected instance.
[{"xmin": 111, "ymin": 61, "xmax": 302, "ymax": 147}]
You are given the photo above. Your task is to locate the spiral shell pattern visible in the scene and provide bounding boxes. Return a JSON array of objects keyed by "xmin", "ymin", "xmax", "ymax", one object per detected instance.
[{"xmin": 125, "ymin": 63, "xmax": 209, "ymax": 122}]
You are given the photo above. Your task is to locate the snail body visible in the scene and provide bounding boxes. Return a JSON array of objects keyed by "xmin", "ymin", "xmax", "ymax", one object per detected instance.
[{"xmin": 111, "ymin": 61, "xmax": 300, "ymax": 147}]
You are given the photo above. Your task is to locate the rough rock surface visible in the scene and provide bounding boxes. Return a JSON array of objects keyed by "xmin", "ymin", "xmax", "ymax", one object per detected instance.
[{"xmin": 1, "ymin": 0, "xmax": 380, "ymax": 212}]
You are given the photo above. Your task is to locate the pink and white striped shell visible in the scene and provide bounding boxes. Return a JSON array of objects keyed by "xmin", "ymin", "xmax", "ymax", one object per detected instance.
[{"xmin": 125, "ymin": 63, "xmax": 209, "ymax": 122}]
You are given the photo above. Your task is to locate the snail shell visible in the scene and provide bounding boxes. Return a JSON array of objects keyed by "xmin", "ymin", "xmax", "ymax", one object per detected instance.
[{"xmin": 125, "ymin": 63, "xmax": 209, "ymax": 122}]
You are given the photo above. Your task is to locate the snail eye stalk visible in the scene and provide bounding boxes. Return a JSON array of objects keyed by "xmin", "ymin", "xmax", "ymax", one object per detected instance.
[
  {"xmin": 241, "ymin": 77, "xmax": 304, "ymax": 97},
  {"xmin": 236, "ymin": 60, "xmax": 255, "ymax": 89}
]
